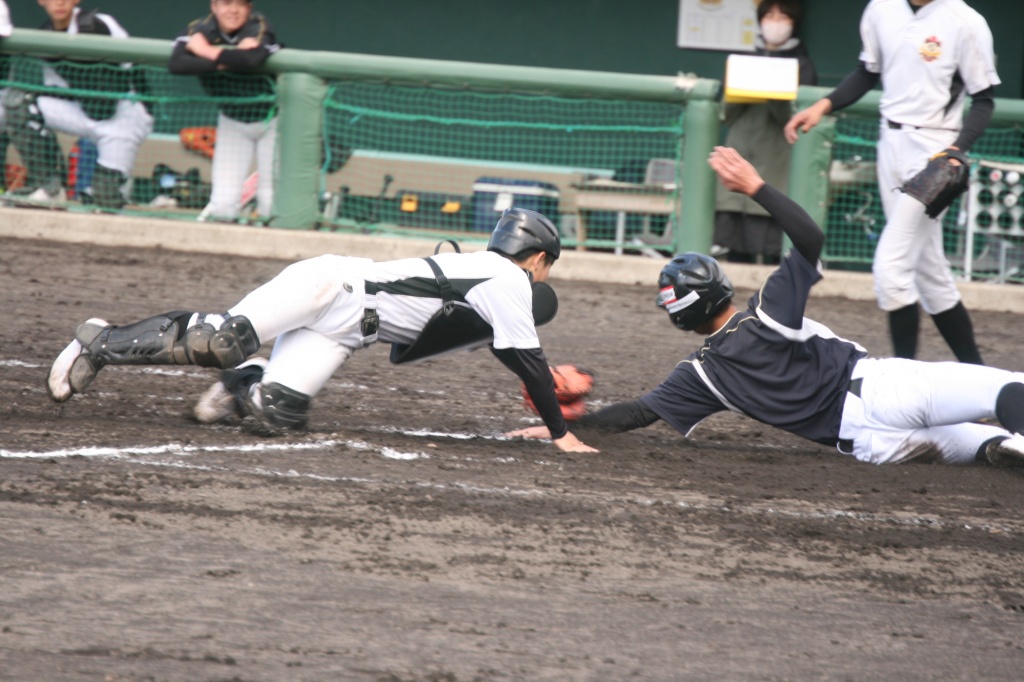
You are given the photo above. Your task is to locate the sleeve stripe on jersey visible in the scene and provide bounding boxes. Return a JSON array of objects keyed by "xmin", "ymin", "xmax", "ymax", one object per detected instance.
[
  {"xmin": 690, "ymin": 360, "xmax": 747, "ymax": 416},
  {"xmin": 755, "ymin": 307, "xmax": 866, "ymax": 351}
]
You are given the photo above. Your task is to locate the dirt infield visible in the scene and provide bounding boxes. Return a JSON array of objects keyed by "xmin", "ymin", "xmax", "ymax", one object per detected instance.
[{"xmin": 2, "ymin": 236, "xmax": 1023, "ymax": 681}]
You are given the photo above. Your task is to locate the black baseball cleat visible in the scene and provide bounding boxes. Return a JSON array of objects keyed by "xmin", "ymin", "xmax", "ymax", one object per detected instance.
[
  {"xmin": 984, "ymin": 434, "xmax": 1024, "ymax": 466},
  {"xmin": 193, "ymin": 357, "xmax": 268, "ymax": 424},
  {"xmin": 46, "ymin": 318, "xmax": 110, "ymax": 402}
]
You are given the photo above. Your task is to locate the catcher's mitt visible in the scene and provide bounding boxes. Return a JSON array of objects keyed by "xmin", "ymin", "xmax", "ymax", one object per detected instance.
[
  {"xmin": 522, "ymin": 395, "xmax": 588, "ymax": 421},
  {"xmin": 900, "ymin": 148, "xmax": 970, "ymax": 218},
  {"xmin": 520, "ymin": 364, "xmax": 595, "ymax": 422}
]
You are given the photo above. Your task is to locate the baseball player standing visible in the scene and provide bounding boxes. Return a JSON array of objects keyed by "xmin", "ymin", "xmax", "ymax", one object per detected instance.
[
  {"xmin": 784, "ymin": 0, "xmax": 999, "ymax": 364},
  {"xmin": 1, "ymin": 0, "xmax": 153, "ymax": 208},
  {"xmin": 509, "ymin": 147, "xmax": 1024, "ymax": 467},
  {"xmin": 169, "ymin": 0, "xmax": 281, "ymax": 223},
  {"xmin": 45, "ymin": 207, "xmax": 598, "ymax": 454}
]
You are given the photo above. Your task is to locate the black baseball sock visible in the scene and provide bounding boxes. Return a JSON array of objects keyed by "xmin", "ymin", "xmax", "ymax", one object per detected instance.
[
  {"xmin": 888, "ymin": 304, "xmax": 919, "ymax": 359},
  {"xmin": 931, "ymin": 301, "xmax": 984, "ymax": 365},
  {"xmin": 995, "ymin": 382, "xmax": 1024, "ymax": 434}
]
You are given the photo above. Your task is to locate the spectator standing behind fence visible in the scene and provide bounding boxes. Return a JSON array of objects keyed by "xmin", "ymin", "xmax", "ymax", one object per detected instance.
[
  {"xmin": 0, "ymin": 0, "xmax": 153, "ymax": 208},
  {"xmin": 169, "ymin": 0, "xmax": 281, "ymax": 224},
  {"xmin": 713, "ymin": 0, "xmax": 817, "ymax": 265},
  {"xmin": 784, "ymin": 0, "xmax": 998, "ymax": 364}
]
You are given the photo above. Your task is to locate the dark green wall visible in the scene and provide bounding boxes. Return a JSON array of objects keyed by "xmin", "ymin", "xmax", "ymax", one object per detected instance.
[{"xmin": 11, "ymin": 0, "xmax": 1022, "ymax": 96}]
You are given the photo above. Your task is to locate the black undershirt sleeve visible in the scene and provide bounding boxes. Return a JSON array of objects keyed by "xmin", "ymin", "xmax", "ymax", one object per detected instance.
[
  {"xmin": 825, "ymin": 62, "xmax": 880, "ymax": 113},
  {"xmin": 751, "ymin": 184, "xmax": 824, "ymax": 263},
  {"xmin": 952, "ymin": 86, "xmax": 995, "ymax": 152},
  {"xmin": 490, "ymin": 347, "xmax": 569, "ymax": 440},
  {"xmin": 573, "ymin": 400, "xmax": 661, "ymax": 433},
  {"xmin": 168, "ymin": 41, "xmax": 218, "ymax": 75},
  {"xmin": 216, "ymin": 45, "xmax": 272, "ymax": 71}
]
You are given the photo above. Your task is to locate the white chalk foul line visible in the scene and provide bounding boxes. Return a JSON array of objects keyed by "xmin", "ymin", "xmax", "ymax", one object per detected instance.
[
  {"xmin": 0, "ymin": 438, "xmax": 429, "ymax": 462},
  {"xmin": 2, "ymin": 426, "xmax": 1016, "ymax": 537}
]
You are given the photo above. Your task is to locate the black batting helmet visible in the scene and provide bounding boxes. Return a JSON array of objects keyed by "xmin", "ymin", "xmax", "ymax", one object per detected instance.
[
  {"xmin": 656, "ymin": 253, "xmax": 735, "ymax": 331},
  {"xmin": 487, "ymin": 208, "xmax": 560, "ymax": 260}
]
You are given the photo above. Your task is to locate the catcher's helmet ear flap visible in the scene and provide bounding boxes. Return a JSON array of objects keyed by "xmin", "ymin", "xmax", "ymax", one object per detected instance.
[
  {"xmin": 487, "ymin": 207, "xmax": 561, "ymax": 260},
  {"xmin": 656, "ymin": 252, "xmax": 735, "ymax": 331}
]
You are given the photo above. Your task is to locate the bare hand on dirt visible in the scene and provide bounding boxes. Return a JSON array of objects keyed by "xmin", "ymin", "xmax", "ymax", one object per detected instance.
[{"xmin": 505, "ymin": 426, "xmax": 599, "ymax": 453}]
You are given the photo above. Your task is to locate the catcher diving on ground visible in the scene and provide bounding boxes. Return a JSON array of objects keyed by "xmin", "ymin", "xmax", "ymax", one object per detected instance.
[
  {"xmin": 46, "ymin": 208, "xmax": 598, "ymax": 454},
  {"xmin": 508, "ymin": 147, "xmax": 1024, "ymax": 467}
]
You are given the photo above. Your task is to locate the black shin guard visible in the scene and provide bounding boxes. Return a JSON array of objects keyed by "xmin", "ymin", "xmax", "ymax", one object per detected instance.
[
  {"xmin": 79, "ymin": 313, "xmax": 260, "ymax": 368},
  {"xmin": 931, "ymin": 302, "xmax": 984, "ymax": 365},
  {"xmin": 888, "ymin": 304, "xmax": 919, "ymax": 359}
]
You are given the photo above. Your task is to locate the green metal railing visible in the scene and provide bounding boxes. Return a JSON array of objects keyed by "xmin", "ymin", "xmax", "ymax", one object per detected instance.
[{"xmin": 1, "ymin": 28, "xmax": 721, "ymax": 253}]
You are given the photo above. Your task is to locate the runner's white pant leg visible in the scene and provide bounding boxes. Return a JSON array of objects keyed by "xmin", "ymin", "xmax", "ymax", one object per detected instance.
[{"xmin": 841, "ymin": 358, "xmax": 1020, "ymax": 464}]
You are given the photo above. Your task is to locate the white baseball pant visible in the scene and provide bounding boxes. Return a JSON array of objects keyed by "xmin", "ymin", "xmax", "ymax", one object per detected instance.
[
  {"xmin": 0, "ymin": 92, "xmax": 152, "ymax": 178},
  {"xmin": 227, "ymin": 255, "xmax": 373, "ymax": 396},
  {"xmin": 873, "ymin": 123, "xmax": 962, "ymax": 314},
  {"xmin": 838, "ymin": 357, "xmax": 1019, "ymax": 464},
  {"xmin": 201, "ymin": 112, "xmax": 277, "ymax": 220}
]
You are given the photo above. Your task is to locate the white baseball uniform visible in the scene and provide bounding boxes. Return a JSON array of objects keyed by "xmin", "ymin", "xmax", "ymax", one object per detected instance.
[
  {"xmin": 23, "ymin": 7, "xmax": 152, "ymax": 178},
  {"xmin": 227, "ymin": 251, "xmax": 541, "ymax": 396},
  {"xmin": 860, "ymin": 0, "xmax": 1000, "ymax": 312}
]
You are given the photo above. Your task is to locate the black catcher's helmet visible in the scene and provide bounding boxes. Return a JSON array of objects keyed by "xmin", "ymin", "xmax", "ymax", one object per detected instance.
[
  {"xmin": 656, "ymin": 253, "xmax": 735, "ymax": 331},
  {"xmin": 487, "ymin": 208, "xmax": 561, "ymax": 260}
]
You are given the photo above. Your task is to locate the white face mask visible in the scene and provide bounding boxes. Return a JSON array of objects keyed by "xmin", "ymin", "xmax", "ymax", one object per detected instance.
[{"xmin": 761, "ymin": 20, "xmax": 793, "ymax": 46}]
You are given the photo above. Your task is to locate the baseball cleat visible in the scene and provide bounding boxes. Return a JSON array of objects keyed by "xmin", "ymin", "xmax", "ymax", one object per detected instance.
[
  {"xmin": 46, "ymin": 318, "xmax": 109, "ymax": 402},
  {"xmin": 193, "ymin": 356, "xmax": 268, "ymax": 424},
  {"xmin": 984, "ymin": 434, "xmax": 1024, "ymax": 466}
]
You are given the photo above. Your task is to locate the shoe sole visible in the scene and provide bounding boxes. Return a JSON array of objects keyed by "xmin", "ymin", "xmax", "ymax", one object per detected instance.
[
  {"xmin": 46, "ymin": 318, "xmax": 110, "ymax": 403},
  {"xmin": 46, "ymin": 339, "xmax": 84, "ymax": 402},
  {"xmin": 193, "ymin": 381, "xmax": 237, "ymax": 424}
]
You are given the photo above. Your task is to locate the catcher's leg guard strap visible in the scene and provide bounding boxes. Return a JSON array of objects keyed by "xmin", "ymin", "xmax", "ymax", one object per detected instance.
[
  {"xmin": 79, "ymin": 313, "xmax": 260, "ymax": 368},
  {"xmin": 253, "ymin": 381, "xmax": 311, "ymax": 430},
  {"xmin": 184, "ymin": 315, "xmax": 260, "ymax": 368},
  {"xmin": 77, "ymin": 313, "xmax": 189, "ymax": 366}
]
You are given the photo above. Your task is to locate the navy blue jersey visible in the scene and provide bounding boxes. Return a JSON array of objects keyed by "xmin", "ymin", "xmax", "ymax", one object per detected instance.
[{"xmin": 640, "ymin": 249, "xmax": 868, "ymax": 445}]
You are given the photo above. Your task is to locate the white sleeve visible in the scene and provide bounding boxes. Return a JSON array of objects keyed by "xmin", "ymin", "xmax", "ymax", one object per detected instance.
[
  {"xmin": 466, "ymin": 275, "xmax": 540, "ymax": 350},
  {"xmin": 857, "ymin": 2, "xmax": 881, "ymax": 74},
  {"xmin": 96, "ymin": 13, "xmax": 130, "ymax": 39},
  {"xmin": 958, "ymin": 16, "xmax": 1001, "ymax": 94}
]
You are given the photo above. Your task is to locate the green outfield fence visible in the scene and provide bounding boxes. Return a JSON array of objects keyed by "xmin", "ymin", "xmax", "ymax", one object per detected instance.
[
  {"xmin": 790, "ymin": 85, "xmax": 1024, "ymax": 283},
  {"xmin": 0, "ymin": 29, "xmax": 720, "ymax": 254}
]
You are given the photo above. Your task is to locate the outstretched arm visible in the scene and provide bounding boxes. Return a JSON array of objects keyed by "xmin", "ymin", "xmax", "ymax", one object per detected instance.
[
  {"xmin": 506, "ymin": 399, "xmax": 660, "ymax": 441},
  {"xmin": 491, "ymin": 347, "xmax": 598, "ymax": 453},
  {"xmin": 709, "ymin": 147, "xmax": 823, "ymax": 263}
]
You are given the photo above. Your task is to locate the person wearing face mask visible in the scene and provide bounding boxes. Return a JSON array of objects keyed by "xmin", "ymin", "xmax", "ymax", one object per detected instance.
[{"xmin": 713, "ymin": 0, "xmax": 817, "ymax": 265}]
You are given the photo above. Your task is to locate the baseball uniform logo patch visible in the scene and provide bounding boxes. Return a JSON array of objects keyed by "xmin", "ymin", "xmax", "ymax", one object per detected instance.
[{"xmin": 919, "ymin": 36, "xmax": 942, "ymax": 62}]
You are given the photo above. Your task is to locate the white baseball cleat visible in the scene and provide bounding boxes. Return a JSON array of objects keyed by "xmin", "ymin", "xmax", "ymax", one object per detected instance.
[
  {"xmin": 193, "ymin": 357, "xmax": 268, "ymax": 424},
  {"xmin": 46, "ymin": 318, "xmax": 109, "ymax": 402},
  {"xmin": 985, "ymin": 433, "xmax": 1024, "ymax": 466}
]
